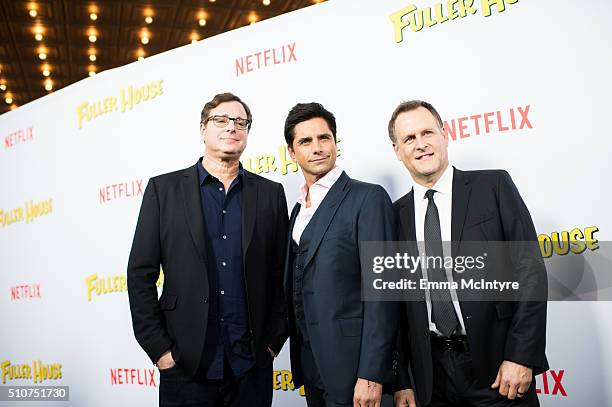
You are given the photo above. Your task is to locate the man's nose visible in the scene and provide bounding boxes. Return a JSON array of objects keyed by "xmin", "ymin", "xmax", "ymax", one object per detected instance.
[
  {"xmin": 225, "ymin": 119, "xmax": 236, "ymax": 131},
  {"xmin": 414, "ymin": 135, "xmax": 427, "ymax": 150}
]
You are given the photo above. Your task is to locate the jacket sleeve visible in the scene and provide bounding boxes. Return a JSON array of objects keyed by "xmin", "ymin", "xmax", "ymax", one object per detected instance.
[
  {"xmin": 266, "ymin": 182, "xmax": 289, "ymax": 355},
  {"xmin": 356, "ymin": 185, "xmax": 400, "ymax": 384},
  {"xmin": 497, "ymin": 170, "xmax": 548, "ymax": 373},
  {"xmin": 392, "ymin": 305, "xmax": 413, "ymax": 392},
  {"xmin": 127, "ymin": 178, "xmax": 173, "ymax": 365}
]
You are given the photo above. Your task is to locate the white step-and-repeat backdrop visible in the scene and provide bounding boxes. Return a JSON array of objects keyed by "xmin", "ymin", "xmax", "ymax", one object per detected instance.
[{"xmin": 1, "ymin": 0, "xmax": 611, "ymax": 405}]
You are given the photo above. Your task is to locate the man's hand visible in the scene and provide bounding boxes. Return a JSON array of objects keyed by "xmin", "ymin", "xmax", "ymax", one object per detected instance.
[
  {"xmin": 353, "ymin": 378, "xmax": 382, "ymax": 407},
  {"xmin": 156, "ymin": 350, "xmax": 176, "ymax": 370},
  {"xmin": 394, "ymin": 389, "xmax": 416, "ymax": 407},
  {"xmin": 491, "ymin": 360, "xmax": 532, "ymax": 399}
]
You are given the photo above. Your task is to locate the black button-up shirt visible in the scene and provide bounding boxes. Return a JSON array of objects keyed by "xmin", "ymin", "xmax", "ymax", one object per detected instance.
[{"xmin": 197, "ymin": 159, "xmax": 254, "ymax": 379}]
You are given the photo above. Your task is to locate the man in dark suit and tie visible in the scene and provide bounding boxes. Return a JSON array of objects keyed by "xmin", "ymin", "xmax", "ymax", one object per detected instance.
[
  {"xmin": 127, "ymin": 92, "xmax": 288, "ymax": 406},
  {"xmin": 388, "ymin": 100, "xmax": 548, "ymax": 407},
  {"xmin": 282, "ymin": 102, "xmax": 398, "ymax": 407}
]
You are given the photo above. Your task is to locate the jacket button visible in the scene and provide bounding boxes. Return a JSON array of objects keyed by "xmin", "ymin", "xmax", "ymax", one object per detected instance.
[{"xmin": 203, "ymin": 297, "xmax": 209, "ymax": 303}]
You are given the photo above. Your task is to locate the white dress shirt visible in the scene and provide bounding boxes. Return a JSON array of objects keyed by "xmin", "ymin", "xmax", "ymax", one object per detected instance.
[
  {"xmin": 292, "ymin": 166, "xmax": 344, "ymax": 245},
  {"xmin": 412, "ymin": 164, "xmax": 467, "ymax": 336}
]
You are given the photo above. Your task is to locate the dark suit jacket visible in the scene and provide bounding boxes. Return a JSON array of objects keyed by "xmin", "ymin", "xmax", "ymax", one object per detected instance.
[
  {"xmin": 393, "ymin": 168, "xmax": 548, "ymax": 405},
  {"xmin": 127, "ymin": 161, "xmax": 289, "ymax": 376},
  {"xmin": 285, "ymin": 171, "xmax": 399, "ymax": 403}
]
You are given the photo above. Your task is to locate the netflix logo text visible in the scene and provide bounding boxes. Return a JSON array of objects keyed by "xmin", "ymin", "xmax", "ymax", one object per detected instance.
[
  {"xmin": 99, "ymin": 179, "xmax": 144, "ymax": 204},
  {"xmin": 110, "ymin": 368, "xmax": 157, "ymax": 387},
  {"xmin": 235, "ymin": 42, "xmax": 297, "ymax": 77},
  {"xmin": 10, "ymin": 283, "xmax": 41, "ymax": 300},
  {"xmin": 444, "ymin": 105, "xmax": 532, "ymax": 141},
  {"xmin": 536, "ymin": 369, "xmax": 567, "ymax": 397},
  {"xmin": 5, "ymin": 127, "xmax": 34, "ymax": 150}
]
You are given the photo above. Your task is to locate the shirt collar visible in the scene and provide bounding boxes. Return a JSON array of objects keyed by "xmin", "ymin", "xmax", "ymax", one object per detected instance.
[
  {"xmin": 412, "ymin": 164, "xmax": 453, "ymax": 201},
  {"xmin": 197, "ymin": 157, "xmax": 244, "ymax": 186},
  {"xmin": 296, "ymin": 166, "xmax": 343, "ymax": 205}
]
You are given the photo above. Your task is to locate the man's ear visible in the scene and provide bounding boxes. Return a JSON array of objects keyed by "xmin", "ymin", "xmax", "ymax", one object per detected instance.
[
  {"xmin": 288, "ymin": 144, "xmax": 295, "ymax": 161},
  {"xmin": 200, "ymin": 123, "xmax": 206, "ymax": 143}
]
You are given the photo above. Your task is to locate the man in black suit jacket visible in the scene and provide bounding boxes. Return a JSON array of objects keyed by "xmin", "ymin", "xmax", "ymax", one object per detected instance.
[
  {"xmin": 282, "ymin": 102, "xmax": 398, "ymax": 406},
  {"xmin": 388, "ymin": 100, "xmax": 548, "ymax": 406},
  {"xmin": 127, "ymin": 92, "xmax": 288, "ymax": 407}
]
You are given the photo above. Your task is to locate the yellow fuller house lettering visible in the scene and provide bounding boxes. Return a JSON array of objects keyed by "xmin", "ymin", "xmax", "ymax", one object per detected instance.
[
  {"xmin": 77, "ymin": 79, "xmax": 164, "ymax": 129},
  {"xmin": 241, "ymin": 138, "xmax": 342, "ymax": 177},
  {"xmin": 390, "ymin": 0, "xmax": 519, "ymax": 43},
  {"xmin": 120, "ymin": 80, "xmax": 164, "ymax": 112},
  {"xmin": 538, "ymin": 226, "xmax": 600, "ymax": 258},
  {"xmin": 86, "ymin": 268, "xmax": 163, "ymax": 301},
  {"xmin": 86, "ymin": 274, "xmax": 128, "ymax": 302},
  {"xmin": 32, "ymin": 360, "xmax": 63, "ymax": 384},
  {"xmin": 1, "ymin": 360, "xmax": 62, "ymax": 384},
  {"xmin": 0, "ymin": 197, "xmax": 53, "ymax": 229},
  {"xmin": 1, "ymin": 360, "xmax": 32, "ymax": 384}
]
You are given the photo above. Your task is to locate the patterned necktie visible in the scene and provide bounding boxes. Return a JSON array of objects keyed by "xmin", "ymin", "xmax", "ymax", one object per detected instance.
[{"xmin": 424, "ymin": 189, "xmax": 459, "ymax": 337}]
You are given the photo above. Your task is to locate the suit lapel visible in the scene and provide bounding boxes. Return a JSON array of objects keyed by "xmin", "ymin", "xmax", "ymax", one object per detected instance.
[
  {"xmin": 284, "ymin": 203, "xmax": 301, "ymax": 290},
  {"xmin": 182, "ymin": 165, "xmax": 207, "ymax": 264},
  {"xmin": 398, "ymin": 189, "xmax": 417, "ymax": 242},
  {"xmin": 303, "ymin": 172, "xmax": 350, "ymax": 269},
  {"xmin": 241, "ymin": 171, "xmax": 258, "ymax": 258},
  {"xmin": 451, "ymin": 167, "xmax": 471, "ymax": 247},
  {"xmin": 397, "ymin": 189, "xmax": 426, "ymax": 304}
]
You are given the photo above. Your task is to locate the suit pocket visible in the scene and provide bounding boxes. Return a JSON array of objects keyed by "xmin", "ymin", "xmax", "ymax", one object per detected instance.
[
  {"xmin": 159, "ymin": 295, "xmax": 178, "ymax": 310},
  {"xmin": 466, "ymin": 210, "xmax": 495, "ymax": 227},
  {"xmin": 495, "ymin": 302, "xmax": 514, "ymax": 320},
  {"xmin": 322, "ymin": 226, "xmax": 351, "ymax": 242},
  {"xmin": 338, "ymin": 318, "xmax": 362, "ymax": 337}
]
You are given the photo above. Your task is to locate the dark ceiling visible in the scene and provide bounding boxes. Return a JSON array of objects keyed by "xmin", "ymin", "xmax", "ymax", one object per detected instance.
[{"xmin": 0, "ymin": 0, "xmax": 324, "ymax": 115}]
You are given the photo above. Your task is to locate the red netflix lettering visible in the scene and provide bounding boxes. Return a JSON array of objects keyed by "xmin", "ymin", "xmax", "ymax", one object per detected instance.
[
  {"xmin": 99, "ymin": 179, "xmax": 144, "ymax": 204},
  {"xmin": 4, "ymin": 127, "xmax": 34, "ymax": 150},
  {"xmin": 443, "ymin": 105, "xmax": 533, "ymax": 141},
  {"xmin": 10, "ymin": 283, "xmax": 42, "ymax": 301},
  {"xmin": 235, "ymin": 43, "xmax": 298, "ymax": 77},
  {"xmin": 536, "ymin": 369, "xmax": 566, "ymax": 397},
  {"xmin": 110, "ymin": 368, "xmax": 157, "ymax": 387}
]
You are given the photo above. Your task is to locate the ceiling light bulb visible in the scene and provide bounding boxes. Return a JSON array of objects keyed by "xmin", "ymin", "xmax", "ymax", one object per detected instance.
[
  {"xmin": 5, "ymin": 96, "xmax": 13, "ymax": 104},
  {"xmin": 0, "ymin": 84, "xmax": 6, "ymax": 91},
  {"xmin": 89, "ymin": 54, "xmax": 97, "ymax": 62},
  {"xmin": 145, "ymin": 16, "xmax": 153, "ymax": 24},
  {"xmin": 39, "ymin": 52, "xmax": 47, "ymax": 60},
  {"xmin": 42, "ymin": 69, "xmax": 50, "ymax": 76},
  {"xmin": 45, "ymin": 82, "xmax": 52, "ymax": 91},
  {"xmin": 89, "ymin": 35, "xmax": 97, "ymax": 43},
  {"xmin": 198, "ymin": 18, "xmax": 207, "ymax": 26},
  {"xmin": 141, "ymin": 36, "xmax": 149, "ymax": 45},
  {"xmin": 35, "ymin": 33, "xmax": 43, "ymax": 41},
  {"xmin": 263, "ymin": 0, "xmax": 271, "ymax": 5},
  {"xmin": 29, "ymin": 9, "xmax": 37, "ymax": 17},
  {"xmin": 90, "ymin": 13, "xmax": 98, "ymax": 21},
  {"xmin": 89, "ymin": 71, "xmax": 96, "ymax": 77}
]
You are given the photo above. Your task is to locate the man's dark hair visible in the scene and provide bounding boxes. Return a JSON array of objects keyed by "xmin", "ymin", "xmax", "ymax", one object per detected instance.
[
  {"xmin": 387, "ymin": 100, "xmax": 443, "ymax": 142},
  {"xmin": 200, "ymin": 92, "xmax": 252, "ymax": 129},
  {"xmin": 284, "ymin": 102, "xmax": 337, "ymax": 147}
]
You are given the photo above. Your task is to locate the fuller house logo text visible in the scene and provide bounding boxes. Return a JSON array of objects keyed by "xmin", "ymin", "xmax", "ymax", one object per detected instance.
[
  {"xmin": 390, "ymin": 0, "xmax": 520, "ymax": 43},
  {"xmin": 76, "ymin": 79, "xmax": 164, "ymax": 129}
]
